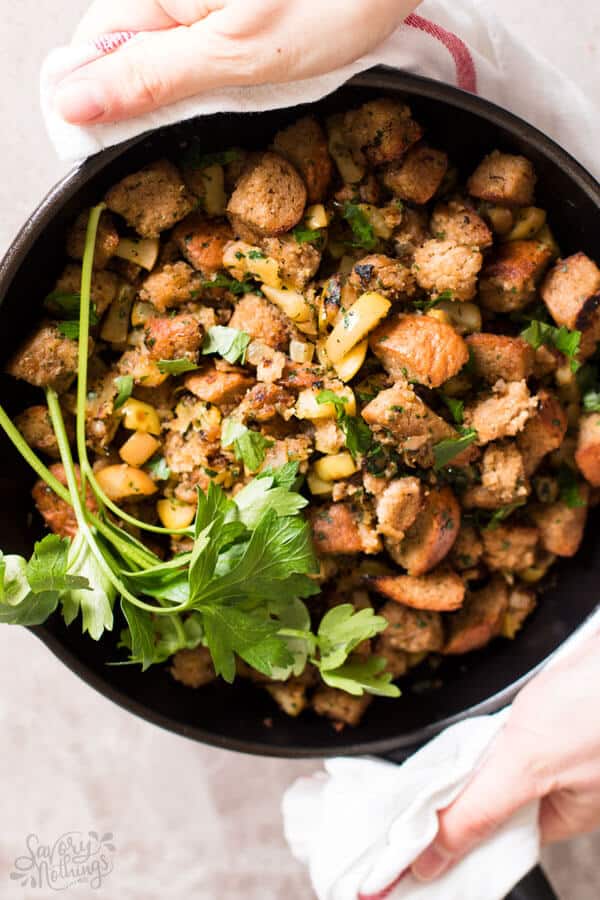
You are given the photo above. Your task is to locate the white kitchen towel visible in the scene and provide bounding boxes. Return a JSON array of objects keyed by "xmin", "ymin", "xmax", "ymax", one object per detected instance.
[
  {"xmin": 282, "ymin": 611, "xmax": 600, "ymax": 900},
  {"xmin": 41, "ymin": 0, "xmax": 599, "ymax": 180}
]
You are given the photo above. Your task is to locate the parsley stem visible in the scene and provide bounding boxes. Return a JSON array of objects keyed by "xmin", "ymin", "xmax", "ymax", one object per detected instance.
[
  {"xmin": 0, "ymin": 402, "xmax": 160, "ymax": 557},
  {"xmin": 74, "ymin": 204, "xmax": 191, "ymax": 537},
  {"xmin": 47, "ymin": 389, "xmax": 188, "ymax": 617},
  {"xmin": 83, "ymin": 462, "xmax": 193, "ymax": 537},
  {"xmin": 0, "ymin": 404, "xmax": 72, "ymax": 504},
  {"xmin": 76, "ymin": 202, "xmax": 105, "ymax": 501}
]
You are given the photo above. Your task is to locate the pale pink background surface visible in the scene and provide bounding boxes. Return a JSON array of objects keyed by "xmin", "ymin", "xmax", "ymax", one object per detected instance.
[{"xmin": 1, "ymin": 2, "xmax": 599, "ymax": 897}]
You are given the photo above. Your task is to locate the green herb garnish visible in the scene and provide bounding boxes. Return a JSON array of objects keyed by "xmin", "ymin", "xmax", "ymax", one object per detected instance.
[
  {"xmin": 316, "ymin": 390, "xmax": 374, "ymax": 460},
  {"xmin": 293, "ymin": 226, "xmax": 324, "ymax": 245},
  {"xmin": 433, "ymin": 428, "xmax": 478, "ymax": 470},
  {"xmin": 412, "ymin": 290, "xmax": 454, "ymax": 312},
  {"xmin": 45, "ymin": 289, "xmax": 99, "ymax": 339},
  {"xmin": 202, "ymin": 273, "xmax": 256, "ymax": 296},
  {"xmin": 557, "ymin": 465, "xmax": 587, "ymax": 508},
  {"xmin": 440, "ymin": 394, "xmax": 464, "ymax": 425},
  {"xmin": 145, "ymin": 455, "xmax": 171, "ymax": 481},
  {"xmin": 221, "ymin": 419, "xmax": 274, "ymax": 472},
  {"xmin": 484, "ymin": 501, "xmax": 526, "ymax": 531},
  {"xmin": 113, "ymin": 375, "xmax": 133, "ymax": 410},
  {"xmin": 521, "ymin": 320, "xmax": 581, "ymax": 372},
  {"xmin": 341, "ymin": 202, "xmax": 377, "ymax": 251},
  {"xmin": 583, "ymin": 391, "xmax": 600, "ymax": 412},
  {"xmin": 202, "ymin": 325, "xmax": 251, "ymax": 365},
  {"xmin": 157, "ymin": 358, "xmax": 199, "ymax": 376}
]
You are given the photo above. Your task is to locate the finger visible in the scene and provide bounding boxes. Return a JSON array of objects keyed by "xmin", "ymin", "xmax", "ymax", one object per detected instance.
[
  {"xmin": 72, "ymin": 0, "xmax": 176, "ymax": 43},
  {"xmin": 73, "ymin": 0, "xmax": 226, "ymax": 41},
  {"xmin": 411, "ymin": 735, "xmax": 538, "ymax": 882},
  {"xmin": 160, "ymin": 0, "xmax": 227, "ymax": 26},
  {"xmin": 540, "ymin": 789, "xmax": 600, "ymax": 845},
  {"xmin": 53, "ymin": 20, "xmax": 251, "ymax": 124}
]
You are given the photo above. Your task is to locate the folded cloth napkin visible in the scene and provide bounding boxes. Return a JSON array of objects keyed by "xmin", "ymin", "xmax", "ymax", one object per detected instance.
[
  {"xmin": 41, "ymin": 0, "xmax": 599, "ymax": 179},
  {"xmin": 40, "ymin": 2, "xmax": 599, "ymax": 898},
  {"xmin": 282, "ymin": 612, "xmax": 600, "ymax": 900}
]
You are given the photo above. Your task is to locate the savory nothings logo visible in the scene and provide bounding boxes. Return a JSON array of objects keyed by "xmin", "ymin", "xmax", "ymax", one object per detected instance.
[{"xmin": 10, "ymin": 831, "xmax": 115, "ymax": 890}]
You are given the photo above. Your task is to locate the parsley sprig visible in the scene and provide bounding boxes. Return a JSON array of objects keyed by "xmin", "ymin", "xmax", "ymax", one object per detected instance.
[
  {"xmin": 433, "ymin": 428, "xmax": 478, "ymax": 470},
  {"xmin": 0, "ymin": 205, "xmax": 397, "ymax": 700},
  {"xmin": 316, "ymin": 390, "xmax": 374, "ymax": 459},
  {"xmin": 521, "ymin": 319, "xmax": 581, "ymax": 372},
  {"xmin": 341, "ymin": 202, "xmax": 377, "ymax": 251}
]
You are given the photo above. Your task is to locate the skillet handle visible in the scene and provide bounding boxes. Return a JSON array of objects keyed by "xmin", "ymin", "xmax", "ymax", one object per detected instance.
[{"xmin": 506, "ymin": 867, "xmax": 558, "ymax": 900}]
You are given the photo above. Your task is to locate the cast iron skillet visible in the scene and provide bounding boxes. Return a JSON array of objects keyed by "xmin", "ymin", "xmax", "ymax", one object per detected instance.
[{"xmin": 0, "ymin": 69, "xmax": 599, "ymax": 764}]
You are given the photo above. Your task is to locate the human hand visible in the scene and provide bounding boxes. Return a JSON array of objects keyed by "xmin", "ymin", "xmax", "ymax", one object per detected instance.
[
  {"xmin": 54, "ymin": 0, "xmax": 418, "ymax": 125},
  {"xmin": 412, "ymin": 632, "xmax": 600, "ymax": 882}
]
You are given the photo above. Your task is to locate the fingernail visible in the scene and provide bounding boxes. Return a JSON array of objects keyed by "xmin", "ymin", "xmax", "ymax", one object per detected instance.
[
  {"xmin": 54, "ymin": 79, "xmax": 106, "ymax": 124},
  {"xmin": 411, "ymin": 844, "xmax": 452, "ymax": 882}
]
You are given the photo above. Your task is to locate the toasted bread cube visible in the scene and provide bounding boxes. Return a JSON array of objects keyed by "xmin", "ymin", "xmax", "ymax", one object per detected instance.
[
  {"xmin": 15, "ymin": 404, "xmax": 73, "ymax": 460},
  {"xmin": 227, "ymin": 151, "xmax": 306, "ymax": 237},
  {"xmin": 348, "ymin": 254, "xmax": 416, "ymax": 301},
  {"xmin": 66, "ymin": 208, "xmax": 119, "ymax": 269},
  {"xmin": 502, "ymin": 586, "xmax": 537, "ymax": 639},
  {"xmin": 261, "ymin": 235, "xmax": 322, "ymax": 290},
  {"xmin": 465, "ymin": 333, "xmax": 535, "ymax": 383},
  {"xmin": 450, "ymin": 525, "xmax": 484, "ymax": 570},
  {"xmin": 309, "ymin": 502, "xmax": 381, "ymax": 556},
  {"xmin": 517, "ymin": 390, "xmax": 567, "ymax": 476},
  {"xmin": 387, "ymin": 486, "xmax": 461, "ymax": 575},
  {"xmin": 576, "ymin": 413, "xmax": 600, "ymax": 486},
  {"xmin": 479, "ymin": 240, "xmax": 553, "ymax": 312},
  {"xmin": 483, "ymin": 524, "xmax": 539, "ymax": 571},
  {"xmin": 54, "ymin": 262, "xmax": 121, "ymax": 317},
  {"xmin": 105, "ymin": 160, "xmax": 196, "ymax": 238},
  {"xmin": 464, "ymin": 380, "xmax": 536, "ymax": 445},
  {"xmin": 344, "ymin": 99, "xmax": 423, "ymax": 167},
  {"xmin": 185, "ymin": 366, "xmax": 255, "ymax": 406},
  {"xmin": 463, "ymin": 442, "xmax": 528, "ymax": 509},
  {"xmin": 361, "ymin": 382, "xmax": 454, "ymax": 447},
  {"xmin": 430, "ymin": 199, "xmax": 493, "ymax": 248},
  {"xmin": 6, "ymin": 321, "xmax": 82, "ymax": 394},
  {"xmin": 378, "ymin": 601, "xmax": 444, "ymax": 653},
  {"xmin": 144, "ymin": 314, "xmax": 203, "ymax": 362},
  {"xmin": 368, "ymin": 567, "xmax": 465, "ymax": 612},
  {"xmin": 312, "ymin": 687, "xmax": 372, "ymax": 726},
  {"xmin": 32, "ymin": 463, "xmax": 98, "ymax": 538},
  {"xmin": 467, "ymin": 151, "xmax": 536, "ymax": 206},
  {"xmin": 541, "ymin": 253, "xmax": 600, "ymax": 329},
  {"xmin": 369, "ymin": 314, "xmax": 469, "ymax": 388},
  {"xmin": 382, "ymin": 144, "xmax": 448, "ymax": 204},
  {"xmin": 413, "ymin": 239, "xmax": 483, "ymax": 302},
  {"xmin": 171, "ymin": 647, "xmax": 216, "ymax": 688},
  {"xmin": 229, "ymin": 293, "xmax": 291, "ymax": 351},
  {"xmin": 530, "ymin": 489, "xmax": 589, "ymax": 557},
  {"xmin": 541, "ymin": 253, "xmax": 600, "ymax": 358},
  {"xmin": 172, "ymin": 213, "xmax": 233, "ymax": 275},
  {"xmin": 272, "ymin": 115, "xmax": 333, "ymax": 204},
  {"xmin": 265, "ymin": 678, "xmax": 309, "ymax": 717},
  {"xmin": 443, "ymin": 578, "xmax": 509, "ymax": 654},
  {"xmin": 139, "ymin": 261, "xmax": 204, "ymax": 312},
  {"xmin": 375, "ymin": 477, "xmax": 423, "ymax": 543}
]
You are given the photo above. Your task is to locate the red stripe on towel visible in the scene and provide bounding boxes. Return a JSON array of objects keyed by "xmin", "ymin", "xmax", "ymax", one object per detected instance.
[
  {"xmin": 405, "ymin": 14, "xmax": 478, "ymax": 93},
  {"xmin": 92, "ymin": 31, "xmax": 136, "ymax": 54}
]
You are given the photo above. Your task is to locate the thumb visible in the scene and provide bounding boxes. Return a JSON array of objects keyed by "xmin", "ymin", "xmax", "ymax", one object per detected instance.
[
  {"xmin": 53, "ymin": 19, "xmax": 250, "ymax": 124},
  {"xmin": 411, "ymin": 731, "xmax": 539, "ymax": 882}
]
